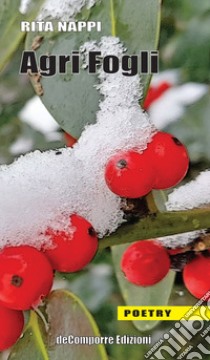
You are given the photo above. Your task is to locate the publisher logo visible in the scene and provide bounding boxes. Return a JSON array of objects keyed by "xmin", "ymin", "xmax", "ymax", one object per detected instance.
[{"xmin": 144, "ymin": 291, "xmax": 210, "ymax": 359}]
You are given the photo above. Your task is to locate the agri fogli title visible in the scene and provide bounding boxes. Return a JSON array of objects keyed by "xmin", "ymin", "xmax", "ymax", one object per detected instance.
[{"xmin": 19, "ymin": 50, "xmax": 159, "ymax": 77}]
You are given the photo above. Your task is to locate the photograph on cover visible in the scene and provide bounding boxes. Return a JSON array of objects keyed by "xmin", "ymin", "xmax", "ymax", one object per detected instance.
[{"xmin": 0, "ymin": 1, "xmax": 210, "ymax": 359}]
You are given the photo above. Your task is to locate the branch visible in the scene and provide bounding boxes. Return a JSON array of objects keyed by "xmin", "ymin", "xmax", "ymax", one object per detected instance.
[{"xmin": 99, "ymin": 208, "xmax": 210, "ymax": 250}]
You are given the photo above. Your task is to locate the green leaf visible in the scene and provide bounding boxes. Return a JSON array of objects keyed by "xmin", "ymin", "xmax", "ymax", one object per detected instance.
[
  {"xmin": 0, "ymin": 0, "xmax": 44, "ymax": 72},
  {"xmin": 25, "ymin": 0, "xmax": 161, "ymax": 137},
  {"xmin": 66, "ymin": 264, "xmax": 114, "ymax": 312},
  {"xmin": 9, "ymin": 290, "xmax": 108, "ymax": 360},
  {"xmin": 112, "ymin": 245, "xmax": 175, "ymax": 331},
  {"xmin": 0, "ymin": 45, "xmax": 35, "ymax": 129}
]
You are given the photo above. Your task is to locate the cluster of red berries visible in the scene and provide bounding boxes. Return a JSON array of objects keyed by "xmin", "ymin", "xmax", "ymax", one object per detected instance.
[
  {"xmin": 0, "ymin": 214, "xmax": 98, "ymax": 351},
  {"xmin": 105, "ymin": 131, "xmax": 189, "ymax": 199},
  {"xmin": 121, "ymin": 240, "xmax": 210, "ymax": 301},
  {"xmin": 0, "ymin": 130, "xmax": 190, "ymax": 350}
]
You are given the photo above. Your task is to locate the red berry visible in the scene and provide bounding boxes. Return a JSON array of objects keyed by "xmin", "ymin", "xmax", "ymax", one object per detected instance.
[
  {"xmin": 44, "ymin": 214, "xmax": 98, "ymax": 272},
  {"xmin": 105, "ymin": 150, "xmax": 155, "ymax": 198},
  {"xmin": 147, "ymin": 131, "xmax": 189, "ymax": 189},
  {"xmin": 0, "ymin": 304, "xmax": 24, "ymax": 351},
  {"xmin": 121, "ymin": 240, "xmax": 170, "ymax": 286},
  {"xmin": 64, "ymin": 132, "xmax": 77, "ymax": 147},
  {"xmin": 0, "ymin": 246, "xmax": 53, "ymax": 310},
  {"xmin": 183, "ymin": 255, "xmax": 210, "ymax": 300}
]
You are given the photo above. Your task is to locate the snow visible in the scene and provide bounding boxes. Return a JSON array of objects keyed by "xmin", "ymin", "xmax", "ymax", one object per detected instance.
[
  {"xmin": 19, "ymin": 0, "xmax": 97, "ymax": 20},
  {"xmin": 10, "ymin": 137, "xmax": 34, "ymax": 155},
  {"xmin": 157, "ymin": 231, "xmax": 203, "ymax": 249},
  {"xmin": 19, "ymin": 96, "xmax": 62, "ymax": 142},
  {"xmin": 9, "ymin": 96, "xmax": 62, "ymax": 156},
  {"xmin": 37, "ymin": 0, "xmax": 96, "ymax": 21},
  {"xmin": 19, "ymin": 97, "xmax": 59, "ymax": 134},
  {"xmin": 166, "ymin": 171, "xmax": 210, "ymax": 211},
  {"xmin": 148, "ymin": 72, "xmax": 208, "ymax": 129},
  {"xmin": 19, "ymin": 0, "xmax": 31, "ymax": 14},
  {"xmin": 150, "ymin": 69, "xmax": 179, "ymax": 87},
  {"xmin": 0, "ymin": 37, "xmax": 154, "ymax": 250},
  {"xmin": 157, "ymin": 171, "xmax": 210, "ymax": 248}
]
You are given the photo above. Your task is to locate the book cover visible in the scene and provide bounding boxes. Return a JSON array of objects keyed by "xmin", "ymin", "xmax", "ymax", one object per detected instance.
[{"xmin": 0, "ymin": 1, "xmax": 210, "ymax": 359}]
